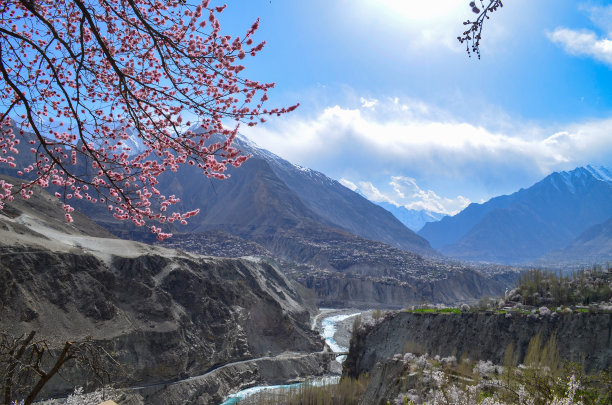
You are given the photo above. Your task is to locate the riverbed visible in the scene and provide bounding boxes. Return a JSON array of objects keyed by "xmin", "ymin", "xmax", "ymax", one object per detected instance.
[{"xmin": 220, "ymin": 308, "xmax": 369, "ymax": 404}]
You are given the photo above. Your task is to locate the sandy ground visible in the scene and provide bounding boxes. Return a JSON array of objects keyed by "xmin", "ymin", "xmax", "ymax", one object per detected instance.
[{"xmin": 1, "ymin": 212, "xmax": 190, "ymax": 264}]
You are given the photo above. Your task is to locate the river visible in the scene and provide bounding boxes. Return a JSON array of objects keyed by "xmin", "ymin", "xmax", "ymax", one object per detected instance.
[{"xmin": 219, "ymin": 309, "xmax": 363, "ymax": 405}]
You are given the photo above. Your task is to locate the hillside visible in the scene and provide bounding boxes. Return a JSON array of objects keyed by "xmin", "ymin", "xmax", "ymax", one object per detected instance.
[
  {"xmin": 0, "ymin": 179, "xmax": 326, "ymax": 402},
  {"xmin": 0, "ymin": 129, "xmax": 513, "ymax": 309},
  {"xmin": 75, "ymin": 133, "xmax": 434, "ymax": 257}
]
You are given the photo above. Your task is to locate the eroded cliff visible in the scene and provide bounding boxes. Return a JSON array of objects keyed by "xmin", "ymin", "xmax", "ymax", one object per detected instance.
[
  {"xmin": 0, "ymin": 188, "xmax": 325, "ymax": 401},
  {"xmin": 345, "ymin": 311, "xmax": 612, "ymax": 378}
]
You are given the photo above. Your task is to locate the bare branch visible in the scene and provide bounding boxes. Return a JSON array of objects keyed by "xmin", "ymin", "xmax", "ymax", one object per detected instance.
[{"xmin": 457, "ymin": 0, "xmax": 504, "ymax": 59}]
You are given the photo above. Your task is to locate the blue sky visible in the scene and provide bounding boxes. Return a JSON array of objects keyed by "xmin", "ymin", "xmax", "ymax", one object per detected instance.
[{"xmin": 217, "ymin": 0, "xmax": 612, "ymax": 214}]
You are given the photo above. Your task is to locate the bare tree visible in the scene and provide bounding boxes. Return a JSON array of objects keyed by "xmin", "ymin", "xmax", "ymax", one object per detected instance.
[
  {"xmin": 0, "ymin": 331, "xmax": 120, "ymax": 405},
  {"xmin": 458, "ymin": 0, "xmax": 504, "ymax": 59}
]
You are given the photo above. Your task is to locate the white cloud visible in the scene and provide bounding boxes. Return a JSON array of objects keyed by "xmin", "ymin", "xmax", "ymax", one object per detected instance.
[
  {"xmin": 548, "ymin": 28, "xmax": 612, "ymax": 66},
  {"xmin": 338, "ymin": 176, "xmax": 469, "ymax": 215},
  {"xmin": 339, "ymin": 178, "xmax": 358, "ymax": 191},
  {"xmin": 355, "ymin": 181, "xmax": 398, "ymax": 206},
  {"xmin": 389, "ymin": 176, "xmax": 470, "ymax": 215},
  {"xmin": 360, "ymin": 97, "xmax": 378, "ymax": 109},
  {"xmin": 548, "ymin": 5, "xmax": 612, "ymax": 67},
  {"xmin": 245, "ymin": 98, "xmax": 572, "ymax": 175},
  {"xmin": 583, "ymin": 5, "xmax": 612, "ymax": 35},
  {"xmin": 243, "ymin": 96, "xmax": 612, "ymax": 207}
]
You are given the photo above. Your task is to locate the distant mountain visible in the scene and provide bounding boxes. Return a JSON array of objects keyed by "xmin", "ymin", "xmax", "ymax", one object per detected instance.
[
  {"xmin": 418, "ymin": 165, "xmax": 612, "ymax": 264},
  {"xmin": 540, "ymin": 216, "xmax": 612, "ymax": 267},
  {"xmin": 376, "ymin": 202, "xmax": 445, "ymax": 231}
]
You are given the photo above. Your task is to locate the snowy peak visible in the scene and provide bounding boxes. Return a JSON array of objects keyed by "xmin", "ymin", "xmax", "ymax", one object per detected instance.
[
  {"xmin": 585, "ymin": 165, "xmax": 612, "ymax": 183},
  {"xmin": 547, "ymin": 165, "xmax": 612, "ymax": 194},
  {"xmin": 376, "ymin": 202, "xmax": 445, "ymax": 232},
  {"xmin": 419, "ymin": 163, "xmax": 612, "ymax": 264},
  {"xmin": 121, "ymin": 128, "xmax": 147, "ymax": 155},
  {"xmin": 233, "ymin": 134, "xmax": 338, "ymax": 187}
]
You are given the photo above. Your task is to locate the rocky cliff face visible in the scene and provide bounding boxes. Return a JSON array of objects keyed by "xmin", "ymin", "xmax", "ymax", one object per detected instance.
[
  {"xmin": 0, "ymin": 187, "xmax": 324, "ymax": 399},
  {"xmin": 345, "ymin": 311, "xmax": 612, "ymax": 378},
  {"xmin": 135, "ymin": 352, "xmax": 332, "ymax": 405},
  {"xmin": 293, "ymin": 269, "xmax": 507, "ymax": 308}
]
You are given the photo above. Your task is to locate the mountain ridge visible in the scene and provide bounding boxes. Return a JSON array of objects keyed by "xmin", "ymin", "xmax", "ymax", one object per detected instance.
[{"xmin": 419, "ymin": 166, "xmax": 612, "ymax": 264}]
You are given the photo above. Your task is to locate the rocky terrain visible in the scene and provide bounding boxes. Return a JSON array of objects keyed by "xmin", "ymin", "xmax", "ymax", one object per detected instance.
[
  {"xmin": 289, "ymin": 268, "xmax": 505, "ymax": 308},
  {"xmin": 154, "ymin": 226, "xmax": 512, "ymax": 308},
  {"xmin": 0, "ymin": 181, "xmax": 327, "ymax": 402},
  {"xmin": 133, "ymin": 352, "xmax": 333, "ymax": 405},
  {"xmin": 0, "ymin": 130, "xmax": 517, "ymax": 309},
  {"xmin": 42, "ymin": 133, "xmax": 435, "ymax": 258},
  {"xmin": 344, "ymin": 310, "xmax": 612, "ymax": 378}
]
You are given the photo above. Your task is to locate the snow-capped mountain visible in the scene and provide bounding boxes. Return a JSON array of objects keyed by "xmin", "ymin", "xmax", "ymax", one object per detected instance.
[
  {"xmin": 418, "ymin": 165, "xmax": 612, "ymax": 264},
  {"xmin": 119, "ymin": 128, "xmax": 147, "ymax": 155},
  {"xmin": 375, "ymin": 201, "xmax": 445, "ymax": 232},
  {"xmin": 584, "ymin": 165, "xmax": 612, "ymax": 183}
]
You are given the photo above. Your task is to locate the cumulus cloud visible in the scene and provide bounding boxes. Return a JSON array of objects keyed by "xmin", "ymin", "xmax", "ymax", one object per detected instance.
[
  {"xmin": 389, "ymin": 176, "xmax": 470, "ymax": 214},
  {"xmin": 339, "ymin": 178, "xmax": 358, "ymax": 192},
  {"xmin": 548, "ymin": 28, "xmax": 612, "ymax": 66},
  {"xmin": 339, "ymin": 176, "xmax": 469, "ymax": 215},
  {"xmin": 353, "ymin": 181, "xmax": 398, "ymax": 206},
  {"xmin": 548, "ymin": 5, "xmax": 612, "ymax": 67},
  {"xmin": 360, "ymin": 97, "xmax": 378, "ymax": 109},
  {"xmin": 245, "ymin": 98, "xmax": 581, "ymax": 175}
]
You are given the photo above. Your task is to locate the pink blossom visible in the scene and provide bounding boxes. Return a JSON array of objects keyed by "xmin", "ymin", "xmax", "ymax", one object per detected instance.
[{"xmin": 0, "ymin": 0, "xmax": 297, "ymax": 237}]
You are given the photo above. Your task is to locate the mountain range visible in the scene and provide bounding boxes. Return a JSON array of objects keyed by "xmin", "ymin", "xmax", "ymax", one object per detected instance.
[
  {"xmin": 83, "ymin": 133, "xmax": 435, "ymax": 257},
  {"xmin": 419, "ymin": 165, "xmax": 612, "ymax": 264},
  {"xmin": 0, "ymin": 130, "xmax": 512, "ymax": 307}
]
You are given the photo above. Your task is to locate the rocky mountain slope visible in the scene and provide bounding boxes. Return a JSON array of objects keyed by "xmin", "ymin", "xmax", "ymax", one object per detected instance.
[
  {"xmin": 0, "ymin": 179, "xmax": 326, "ymax": 402},
  {"xmin": 0, "ymin": 128, "xmax": 513, "ymax": 309},
  {"xmin": 345, "ymin": 311, "xmax": 612, "ymax": 379},
  {"xmin": 157, "ymin": 224, "xmax": 511, "ymax": 308},
  {"xmin": 419, "ymin": 166, "xmax": 612, "ymax": 264},
  {"xmin": 73, "ymin": 133, "xmax": 434, "ymax": 257}
]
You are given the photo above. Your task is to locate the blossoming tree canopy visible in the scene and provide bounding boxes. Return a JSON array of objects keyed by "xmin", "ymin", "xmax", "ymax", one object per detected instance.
[{"xmin": 0, "ymin": 0, "xmax": 297, "ymax": 240}]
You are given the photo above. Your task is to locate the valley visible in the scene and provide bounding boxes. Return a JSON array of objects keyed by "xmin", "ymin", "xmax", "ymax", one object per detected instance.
[
  {"xmin": 0, "ymin": 166, "xmax": 513, "ymax": 404},
  {"xmin": 3, "ymin": 136, "xmax": 612, "ymax": 404},
  {"xmin": 3, "ymin": 1, "xmax": 612, "ymax": 403}
]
